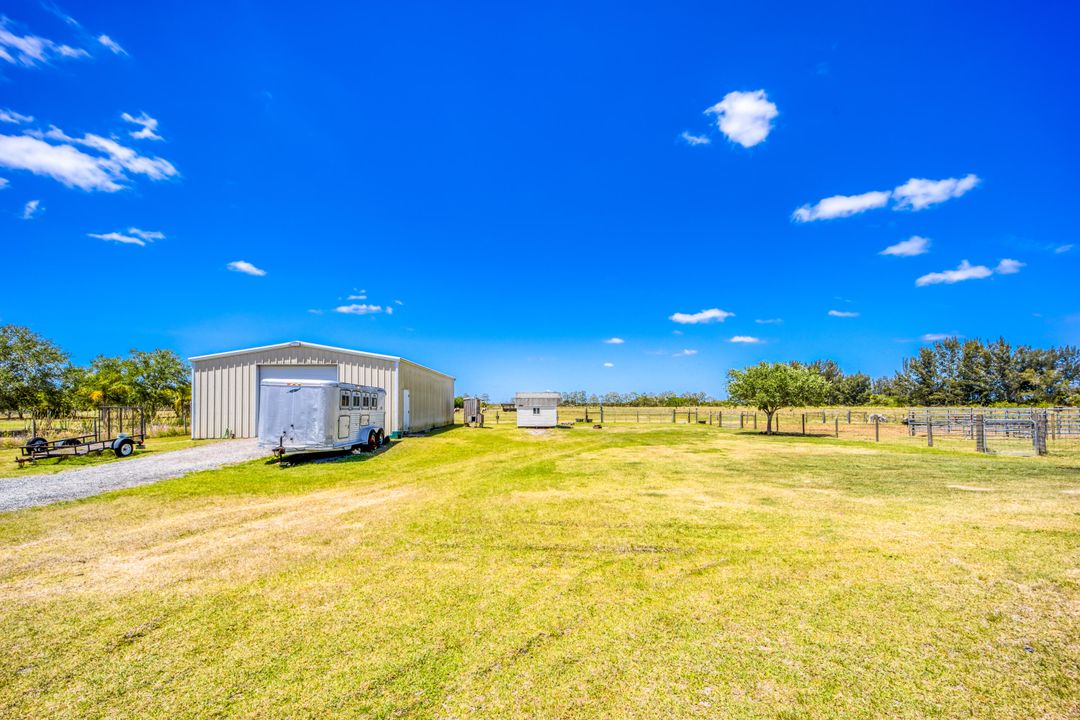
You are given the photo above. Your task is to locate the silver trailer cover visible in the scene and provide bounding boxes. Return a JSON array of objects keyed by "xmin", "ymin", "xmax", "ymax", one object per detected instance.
[{"xmin": 258, "ymin": 381, "xmax": 332, "ymax": 449}]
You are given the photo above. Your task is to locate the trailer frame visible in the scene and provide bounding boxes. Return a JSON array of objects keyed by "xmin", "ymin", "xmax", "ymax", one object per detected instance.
[{"xmin": 15, "ymin": 406, "xmax": 146, "ymax": 467}]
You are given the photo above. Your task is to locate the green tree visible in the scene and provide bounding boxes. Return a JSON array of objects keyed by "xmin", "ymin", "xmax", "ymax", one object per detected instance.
[
  {"xmin": 126, "ymin": 349, "xmax": 190, "ymax": 419},
  {"xmin": 727, "ymin": 362, "xmax": 828, "ymax": 434},
  {"xmin": 0, "ymin": 325, "xmax": 71, "ymax": 415}
]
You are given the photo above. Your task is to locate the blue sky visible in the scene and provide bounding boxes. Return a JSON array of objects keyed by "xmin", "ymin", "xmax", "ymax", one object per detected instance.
[{"xmin": 2, "ymin": 1, "xmax": 1077, "ymax": 399}]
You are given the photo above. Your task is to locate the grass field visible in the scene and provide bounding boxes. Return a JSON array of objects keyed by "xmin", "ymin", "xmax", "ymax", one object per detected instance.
[{"xmin": 1, "ymin": 424, "xmax": 1077, "ymax": 718}]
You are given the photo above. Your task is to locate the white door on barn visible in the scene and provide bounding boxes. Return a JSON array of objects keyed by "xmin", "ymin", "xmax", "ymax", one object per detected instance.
[
  {"xmin": 257, "ymin": 365, "xmax": 338, "ymax": 382},
  {"xmin": 402, "ymin": 389, "xmax": 411, "ymax": 432},
  {"xmin": 256, "ymin": 365, "xmax": 338, "ymax": 427}
]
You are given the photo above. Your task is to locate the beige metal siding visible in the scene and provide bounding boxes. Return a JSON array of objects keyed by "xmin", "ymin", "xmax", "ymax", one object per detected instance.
[
  {"xmin": 192, "ymin": 346, "xmax": 398, "ymax": 439},
  {"xmin": 397, "ymin": 359, "xmax": 454, "ymax": 432}
]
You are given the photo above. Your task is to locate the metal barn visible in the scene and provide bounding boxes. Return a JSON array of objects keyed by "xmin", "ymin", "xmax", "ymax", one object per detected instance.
[
  {"xmin": 189, "ymin": 341, "xmax": 454, "ymax": 439},
  {"xmin": 514, "ymin": 391, "xmax": 560, "ymax": 428}
]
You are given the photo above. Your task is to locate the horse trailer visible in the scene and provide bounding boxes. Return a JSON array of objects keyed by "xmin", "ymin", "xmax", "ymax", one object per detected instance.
[{"xmin": 258, "ymin": 379, "xmax": 387, "ymax": 457}]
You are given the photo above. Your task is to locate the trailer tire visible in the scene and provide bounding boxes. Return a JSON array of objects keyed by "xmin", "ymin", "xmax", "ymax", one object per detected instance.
[
  {"xmin": 377, "ymin": 430, "xmax": 385, "ymax": 447},
  {"xmin": 27, "ymin": 437, "xmax": 47, "ymax": 448},
  {"xmin": 58, "ymin": 438, "xmax": 81, "ymax": 447},
  {"xmin": 366, "ymin": 432, "xmax": 378, "ymax": 452},
  {"xmin": 114, "ymin": 439, "xmax": 135, "ymax": 458}
]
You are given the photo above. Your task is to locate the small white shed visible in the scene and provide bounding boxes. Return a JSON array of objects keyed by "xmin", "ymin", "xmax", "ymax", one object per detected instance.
[{"xmin": 515, "ymin": 391, "xmax": 560, "ymax": 428}]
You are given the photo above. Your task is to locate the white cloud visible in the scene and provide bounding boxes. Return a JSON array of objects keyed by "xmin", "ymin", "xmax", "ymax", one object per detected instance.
[
  {"xmin": 794, "ymin": 174, "xmax": 979, "ymax": 223},
  {"xmin": 89, "ymin": 231, "xmax": 147, "ymax": 247},
  {"xmin": 915, "ymin": 260, "xmax": 992, "ymax": 287},
  {"xmin": 920, "ymin": 333, "xmax": 957, "ymax": 342},
  {"xmin": 394, "ymin": 299, "xmax": 404, "ymax": 305},
  {"xmin": 0, "ymin": 133, "xmax": 121, "ymax": 190},
  {"xmin": 42, "ymin": 126, "xmax": 177, "ymax": 180},
  {"xmin": 0, "ymin": 20, "xmax": 88, "ymax": 67},
  {"xmin": 0, "ymin": 177, "xmax": 7, "ymax": 189},
  {"xmin": 97, "ymin": 34, "xmax": 126, "ymax": 56},
  {"xmin": 385, "ymin": 306, "xmax": 394, "ymax": 315},
  {"xmin": 793, "ymin": 190, "xmax": 890, "ymax": 222},
  {"xmin": 0, "ymin": 122, "xmax": 178, "ymax": 191},
  {"xmin": 307, "ymin": 309, "xmax": 323, "ymax": 315},
  {"xmin": 995, "ymin": 258, "xmax": 1024, "ymax": 275},
  {"xmin": 127, "ymin": 227, "xmax": 164, "ymax": 241},
  {"xmin": 828, "ymin": 310, "xmax": 860, "ymax": 318},
  {"xmin": 880, "ymin": 235, "xmax": 930, "ymax": 257},
  {"xmin": 21, "ymin": 199, "xmax": 41, "ymax": 219},
  {"xmin": 347, "ymin": 294, "xmax": 367, "ymax": 300},
  {"xmin": 705, "ymin": 90, "xmax": 778, "ymax": 148},
  {"xmin": 0, "ymin": 109, "xmax": 33, "ymax": 124},
  {"xmin": 603, "ymin": 362, "xmax": 614, "ymax": 368},
  {"xmin": 603, "ymin": 337, "xmax": 625, "ymax": 344},
  {"xmin": 227, "ymin": 260, "xmax": 267, "ymax": 276},
  {"xmin": 335, "ymin": 303, "xmax": 383, "ymax": 315},
  {"xmin": 1054, "ymin": 244, "xmax": 1073, "ymax": 254},
  {"xmin": 672, "ymin": 348, "xmax": 698, "ymax": 357},
  {"xmin": 669, "ymin": 308, "xmax": 734, "ymax": 324},
  {"xmin": 121, "ymin": 112, "xmax": 161, "ymax": 140},
  {"xmin": 754, "ymin": 318, "xmax": 782, "ymax": 325},
  {"xmin": 730, "ymin": 336, "xmax": 762, "ymax": 344},
  {"xmin": 680, "ymin": 131, "xmax": 710, "ymax": 146},
  {"xmin": 892, "ymin": 174, "xmax": 979, "ymax": 211}
]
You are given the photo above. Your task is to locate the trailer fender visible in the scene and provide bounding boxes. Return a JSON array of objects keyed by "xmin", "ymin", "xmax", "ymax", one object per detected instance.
[{"xmin": 112, "ymin": 434, "xmax": 135, "ymax": 457}]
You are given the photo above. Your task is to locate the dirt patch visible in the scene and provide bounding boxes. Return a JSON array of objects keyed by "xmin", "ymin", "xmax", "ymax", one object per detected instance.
[{"xmin": 0, "ymin": 485, "xmax": 413, "ymax": 601}]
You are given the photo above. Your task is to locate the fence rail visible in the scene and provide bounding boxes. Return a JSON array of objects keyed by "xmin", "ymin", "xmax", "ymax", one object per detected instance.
[{"xmin": 470, "ymin": 404, "xmax": 1079, "ymax": 455}]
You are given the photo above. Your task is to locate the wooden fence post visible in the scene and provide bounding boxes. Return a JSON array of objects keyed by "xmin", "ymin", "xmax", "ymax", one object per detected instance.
[
  {"xmin": 754, "ymin": 413, "xmax": 757, "ymax": 430},
  {"xmin": 801, "ymin": 413, "xmax": 806, "ymax": 435},
  {"xmin": 874, "ymin": 417, "xmax": 880, "ymax": 442},
  {"xmin": 834, "ymin": 417, "xmax": 839, "ymax": 438},
  {"xmin": 975, "ymin": 414, "xmax": 987, "ymax": 453},
  {"xmin": 719, "ymin": 411, "xmax": 723, "ymax": 427},
  {"xmin": 1034, "ymin": 412, "xmax": 1048, "ymax": 455},
  {"xmin": 927, "ymin": 421, "xmax": 933, "ymax": 448}
]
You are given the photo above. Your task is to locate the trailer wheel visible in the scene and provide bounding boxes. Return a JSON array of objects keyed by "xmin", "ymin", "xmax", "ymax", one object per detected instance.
[
  {"xmin": 377, "ymin": 430, "xmax": 385, "ymax": 446},
  {"xmin": 114, "ymin": 439, "xmax": 135, "ymax": 458},
  {"xmin": 27, "ymin": 437, "xmax": 47, "ymax": 448},
  {"xmin": 58, "ymin": 438, "xmax": 80, "ymax": 447},
  {"xmin": 367, "ymin": 432, "xmax": 378, "ymax": 452}
]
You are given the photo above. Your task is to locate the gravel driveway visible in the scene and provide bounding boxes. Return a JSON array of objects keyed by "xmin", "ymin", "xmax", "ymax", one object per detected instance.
[{"xmin": 0, "ymin": 440, "xmax": 266, "ymax": 513}]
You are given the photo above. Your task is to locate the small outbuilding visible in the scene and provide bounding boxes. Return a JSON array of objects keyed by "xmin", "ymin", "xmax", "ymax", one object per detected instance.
[
  {"xmin": 514, "ymin": 391, "xmax": 560, "ymax": 428},
  {"xmin": 189, "ymin": 341, "xmax": 454, "ymax": 439}
]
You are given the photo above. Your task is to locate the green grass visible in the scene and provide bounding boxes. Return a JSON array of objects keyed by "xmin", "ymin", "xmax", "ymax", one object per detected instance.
[
  {"xmin": 0, "ymin": 424, "xmax": 1077, "ymax": 718},
  {"xmin": 0, "ymin": 436, "xmax": 220, "ymax": 480}
]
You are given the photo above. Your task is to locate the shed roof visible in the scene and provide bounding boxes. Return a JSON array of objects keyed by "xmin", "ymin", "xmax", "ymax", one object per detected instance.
[
  {"xmin": 515, "ymin": 391, "xmax": 562, "ymax": 399},
  {"xmin": 189, "ymin": 341, "xmax": 454, "ymax": 380}
]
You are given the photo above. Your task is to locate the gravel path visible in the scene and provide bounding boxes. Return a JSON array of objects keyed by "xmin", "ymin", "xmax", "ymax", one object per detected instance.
[{"xmin": 0, "ymin": 440, "xmax": 266, "ymax": 513}]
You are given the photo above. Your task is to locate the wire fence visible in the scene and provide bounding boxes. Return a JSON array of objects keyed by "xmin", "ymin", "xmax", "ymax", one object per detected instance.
[
  {"xmin": 0, "ymin": 409, "xmax": 189, "ymax": 445},
  {"xmin": 470, "ymin": 405, "xmax": 1080, "ymax": 455}
]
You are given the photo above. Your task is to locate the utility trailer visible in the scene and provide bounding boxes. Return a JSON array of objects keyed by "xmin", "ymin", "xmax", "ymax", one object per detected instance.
[
  {"xmin": 15, "ymin": 406, "xmax": 146, "ymax": 467},
  {"xmin": 258, "ymin": 379, "xmax": 387, "ymax": 458}
]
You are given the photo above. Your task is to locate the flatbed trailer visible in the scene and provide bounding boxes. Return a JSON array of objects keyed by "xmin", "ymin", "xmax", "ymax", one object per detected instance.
[{"xmin": 15, "ymin": 406, "xmax": 146, "ymax": 467}]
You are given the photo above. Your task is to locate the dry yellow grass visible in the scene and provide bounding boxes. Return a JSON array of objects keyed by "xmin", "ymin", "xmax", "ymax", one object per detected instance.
[{"xmin": 0, "ymin": 424, "xmax": 1077, "ymax": 718}]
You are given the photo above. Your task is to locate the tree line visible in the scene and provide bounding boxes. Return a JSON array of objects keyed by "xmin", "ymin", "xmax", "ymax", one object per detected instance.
[
  {"xmin": 0, "ymin": 325, "xmax": 190, "ymax": 419},
  {"xmin": 560, "ymin": 338, "xmax": 1079, "ymax": 408}
]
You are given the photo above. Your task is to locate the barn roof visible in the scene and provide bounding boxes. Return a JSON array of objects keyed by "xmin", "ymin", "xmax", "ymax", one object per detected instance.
[{"xmin": 189, "ymin": 341, "xmax": 454, "ymax": 380}]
